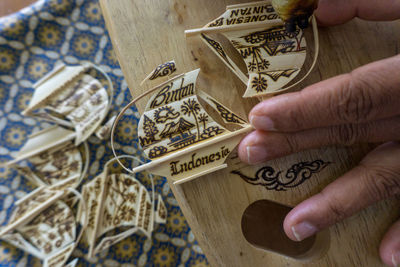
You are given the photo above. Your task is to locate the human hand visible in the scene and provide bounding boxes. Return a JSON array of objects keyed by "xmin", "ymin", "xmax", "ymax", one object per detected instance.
[{"xmin": 238, "ymin": 0, "xmax": 400, "ymax": 266}]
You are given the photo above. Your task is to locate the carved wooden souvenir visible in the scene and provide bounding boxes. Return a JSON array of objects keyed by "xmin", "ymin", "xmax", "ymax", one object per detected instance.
[
  {"xmin": 0, "ymin": 183, "xmax": 86, "ymax": 267},
  {"xmin": 5, "ymin": 126, "xmax": 89, "ymax": 190},
  {"xmin": 22, "ymin": 63, "xmax": 114, "ymax": 145},
  {"xmin": 79, "ymin": 156, "xmax": 167, "ymax": 258},
  {"xmin": 112, "ymin": 68, "xmax": 253, "ymax": 184},
  {"xmin": 100, "ymin": 0, "xmax": 400, "ymax": 266},
  {"xmin": 185, "ymin": 1, "xmax": 319, "ymax": 98}
]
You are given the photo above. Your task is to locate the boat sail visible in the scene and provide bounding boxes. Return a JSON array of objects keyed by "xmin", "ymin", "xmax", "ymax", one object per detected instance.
[
  {"xmin": 111, "ymin": 66, "xmax": 252, "ymax": 184},
  {"xmin": 22, "ymin": 63, "xmax": 114, "ymax": 145},
  {"xmin": 78, "ymin": 156, "xmax": 167, "ymax": 258},
  {"xmin": 185, "ymin": 0, "xmax": 318, "ymax": 98},
  {"xmin": 5, "ymin": 125, "xmax": 89, "ymax": 190},
  {"xmin": 0, "ymin": 180, "xmax": 86, "ymax": 267}
]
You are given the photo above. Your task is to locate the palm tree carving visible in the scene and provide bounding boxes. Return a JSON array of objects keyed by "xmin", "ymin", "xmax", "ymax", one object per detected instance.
[
  {"xmin": 198, "ymin": 113, "xmax": 209, "ymax": 129},
  {"xmin": 181, "ymin": 98, "xmax": 201, "ymax": 140}
]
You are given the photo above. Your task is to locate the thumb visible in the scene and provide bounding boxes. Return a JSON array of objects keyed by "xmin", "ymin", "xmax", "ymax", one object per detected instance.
[{"xmin": 315, "ymin": 0, "xmax": 400, "ymax": 26}]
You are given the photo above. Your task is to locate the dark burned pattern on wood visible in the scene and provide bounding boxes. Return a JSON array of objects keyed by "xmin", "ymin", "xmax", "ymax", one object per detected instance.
[
  {"xmin": 149, "ymin": 61, "xmax": 177, "ymax": 81},
  {"xmin": 207, "ymin": 98, "xmax": 247, "ymax": 125},
  {"xmin": 139, "ymin": 70, "xmax": 229, "ymax": 160},
  {"xmin": 250, "ymin": 68, "xmax": 298, "ymax": 93},
  {"xmin": 207, "ymin": 4, "xmax": 278, "ymax": 27},
  {"xmin": 231, "ymin": 160, "xmax": 330, "ymax": 191},
  {"xmin": 28, "ymin": 142, "xmax": 82, "ymax": 186},
  {"xmin": 230, "ymin": 26, "xmax": 305, "ymax": 91},
  {"xmin": 19, "ymin": 201, "xmax": 75, "ymax": 255},
  {"xmin": 140, "ymin": 98, "xmax": 225, "ymax": 159},
  {"xmin": 200, "ymin": 34, "xmax": 233, "ymax": 68},
  {"xmin": 232, "ymin": 26, "xmax": 304, "ymax": 59},
  {"xmin": 264, "ymin": 69, "xmax": 298, "ymax": 81},
  {"xmin": 220, "ymin": 22, "xmax": 307, "ymax": 96}
]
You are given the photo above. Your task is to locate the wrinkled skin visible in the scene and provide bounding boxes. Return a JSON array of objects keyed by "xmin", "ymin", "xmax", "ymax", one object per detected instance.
[{"xmin": 239, "ymin": 0, "xmax": 400, "ymax": 266}]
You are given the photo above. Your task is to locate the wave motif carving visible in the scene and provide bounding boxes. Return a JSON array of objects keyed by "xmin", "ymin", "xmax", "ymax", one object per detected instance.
[{"xmin": 231, "ymin": 159, "xmax": 330, "ymax": 191}]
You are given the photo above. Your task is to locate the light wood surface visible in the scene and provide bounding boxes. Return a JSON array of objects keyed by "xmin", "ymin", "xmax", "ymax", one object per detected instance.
[{"xmin": 100, "ymin": 0, "xmax": 400, "ymax": 266}]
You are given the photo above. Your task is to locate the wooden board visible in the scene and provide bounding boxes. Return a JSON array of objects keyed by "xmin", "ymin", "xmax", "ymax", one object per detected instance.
[{"xmin": 100, "ymin": 0, "xmax": 400, "ymax": 266}]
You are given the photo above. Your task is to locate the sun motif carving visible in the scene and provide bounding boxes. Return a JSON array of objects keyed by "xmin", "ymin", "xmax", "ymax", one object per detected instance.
[{"xmin": 251, "ymin": 75, "xmax": 268, "ymax": 93}]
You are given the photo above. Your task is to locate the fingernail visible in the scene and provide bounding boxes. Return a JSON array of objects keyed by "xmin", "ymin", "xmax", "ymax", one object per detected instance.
[
  {"xmin": 291, "ymin": 221, "xmax": 318, "ymax": 241},
  {"xmin": 250, "ymin": 115, "xmax": 276, "ymax": 131},
  {"xmin": 246, "ymin": 146, "xmax": 268, "ymax": 164},
  {"xmin": 392, "ymin": 251, "xmax": 400, "ymax": 267}
]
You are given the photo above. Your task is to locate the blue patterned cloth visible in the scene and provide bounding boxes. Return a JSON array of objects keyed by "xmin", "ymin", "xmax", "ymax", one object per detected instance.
[{"xmin": 0, "ymin": 0, "xmax": 208, "ymax": 266}]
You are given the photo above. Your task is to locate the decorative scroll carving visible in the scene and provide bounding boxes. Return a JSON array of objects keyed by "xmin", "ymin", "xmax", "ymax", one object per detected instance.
[
  {"xmin": 149, "ymin": 61, "xmax": 177, "ymax": 80},
  {"xmin": 231, "ymin": 160, "xmax": 330, "ymax": 191}
]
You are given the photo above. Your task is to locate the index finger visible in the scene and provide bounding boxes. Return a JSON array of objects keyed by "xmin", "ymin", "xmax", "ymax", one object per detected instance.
[
  {"xmin": 249, "ymin": 55, "xmax": 400, "ymax": 132},
  {"xmin": 316, "ymin": 0, "xmax": 400, "ymax": 26}
]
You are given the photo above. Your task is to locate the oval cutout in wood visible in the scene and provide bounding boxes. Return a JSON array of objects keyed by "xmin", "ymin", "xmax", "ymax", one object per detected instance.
[{"xmin": 241, "ymin": 200, "xmax": 329, "ymax": 260}]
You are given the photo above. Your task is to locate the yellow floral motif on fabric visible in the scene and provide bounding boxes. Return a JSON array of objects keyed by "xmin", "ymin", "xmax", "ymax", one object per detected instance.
[
  {"xmin": 166, "ymin": 209, "xmax": 188, "ymax": 234},
  {"xmin": 28, "ymin": 59, "xmax": 50, "ymax": 79},
  {"xmin": 114, "ymin": 238, "xmax": 140, "ymax": 259},
  {"xmin": 191, "ymin": 258, "xmax": 209, "ymax": 267},
  {"xmin": 107, "ymin": 161, "xmax": 125, "ymax": 174},
  {"xmin": 0, "ymin": 161, "xmax": 11, "ymax": 180},
  {"xmin": 106, "ymin": 48, "xmax": 119, "ymax": 65},
  {"xmin": 85, "ymin": 2, "xmax": 102, "ymax": 22},
  {"xmin": 118, "ymin": 120, "xmax": 138, "ymax": 142},
  {"xmin": 1, "ymin": 16, "xmax": 24, "ymax": 36},
  {"xmin": 38, "ymin": 24, "xmax": 62, "ymax": 47},
  {"xmin": 17, "ymin": 93, "xmax": 33, "ymax": 110},
  {"xmin": 0, "ymin": 243, "xmax": 16, "ymax": 262},
  {"xmin": 153, "ymin": 245, "xmax": 177, "ymax": 267},
  {"xmin": 0, "ymin": 49, "xmax": 16, "ymax": 72},
  {"xmin": 73, "ymin": 35, "xmax": 95, "ymax": 56},
  {"xmin": 49, "ymin": 0, "xmax": 72, "ymax": 14},
  {"xmin": 5, "ymin": 127, "xmax": 27, "ymax": 147}
]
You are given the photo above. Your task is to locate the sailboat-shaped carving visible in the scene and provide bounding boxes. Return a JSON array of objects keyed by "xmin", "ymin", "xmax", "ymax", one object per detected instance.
[
  {"xmin": 78, "ymin": 156, "xmax": 167, "ymax": 258},
  {"xmin": 185, "ymin": 0, "xmax": 318, "ymax": 98},
  {"xmin": 22, "ymin": 63, "xmax": 114, "ymax": 145},
  {"xmin": 5, "ymin": 126, "xmax": 89, "ymax": 190},
  {"xmin": 112, "ymin": 67, "xmax": 253, "ymax": 184},
  {"xmin": 0, "ymin": 179, "xmax": 86, "ymax": 267}
]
